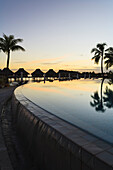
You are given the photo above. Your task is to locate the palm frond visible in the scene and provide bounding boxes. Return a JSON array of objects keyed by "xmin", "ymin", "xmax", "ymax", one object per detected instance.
[
  {"xmin": 11, "ymin": 45, "xmax": 25, "ymax": 51},
  {"xmin": 92, "ymin": 55, "xmax": 100, "ymax": 64},
  {"xmin": 0, "ymin": 38, "xmax": 5, "ymax": 43},
  {"xmin": 3, "ymin": 33, "xmax": 8, "ymax": 40},
  {"xmin": 9, "ymin": 35, "xmax": 14, "ymax": 40},
  {"xmin": 97, "ymin": 43, "xmax": 107, "ymax": 49},
  {"xmin": 12, "ymin": 38, "xmax": 23, "ymax": 44},
  {"xmin": 91, "ymin": 48, "xmax": 97, "ymax": 53},
  {"xmin": 91, "ymin": 48, "xmax": 100, "ymax": 53},
  {"xmin": 105, "ymin": 47, "xmax": 113, "ymax": 52},
  {"xmin": 104, "ymin": 58, "xmax": 113, "ymax": 69},
  {"xmin": 102, "ymin": 43, "xmax": 107, "ymax": 46}
]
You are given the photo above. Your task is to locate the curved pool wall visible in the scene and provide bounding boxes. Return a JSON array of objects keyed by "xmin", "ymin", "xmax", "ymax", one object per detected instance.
[{"xmin": 12, "ymin": 86, "xmax": 113, "ymax": 170}]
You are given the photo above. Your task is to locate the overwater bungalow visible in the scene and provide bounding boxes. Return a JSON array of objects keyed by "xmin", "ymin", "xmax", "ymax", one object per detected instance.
[
  {"xmin": 15, "ymin": 68, "xmax": 29, "ymax": 78},
  {"xmin": 57, "ymin": 70, "xmax": 80, "ymax": 80},
  {"xmin": 45, "ymin": 69, "xmax": 57, "ymax": 78},
  {"xmin": 57, "ymin": 70, "xmax": 69, "ymax": 78},
  {"xmin": 2, "ymin": 68, "xmax": 14, "ymax": 78},
  {"xmin": 31, "ymin": 69, "xmax": 44, "ymax": 78}
]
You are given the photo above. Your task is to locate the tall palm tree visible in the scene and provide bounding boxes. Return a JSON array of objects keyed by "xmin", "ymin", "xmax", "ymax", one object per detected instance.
[
  {"xmin": 0, "ymin": 33, "xmax": 25, "ymax": 68},
  {"xmin": 91, "ymin": 43, "xmax": 107, "ymax": 75},
  {"xmin": 104, "ymin": 47, "xmax": 113, "ymax": 70}
]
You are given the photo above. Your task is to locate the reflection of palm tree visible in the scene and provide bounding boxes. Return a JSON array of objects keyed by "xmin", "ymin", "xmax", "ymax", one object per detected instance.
[
  {"xmin": 107, "ymin": 79, "xmax": 113, "ymax": 85},
  {"xmin": 103, "ymin": 86, "xmax": 113, "ymax": 108},
  {"xmin": 90, "ymin": 78, "xmax": 105, "ymax": 112},
  {"xmin": 90, "ymin": 91, "xmax": 105, "ymax": 112},
  {"xmin": 0, "ymin": 34, "xmax": 25, "ymax": 68}
]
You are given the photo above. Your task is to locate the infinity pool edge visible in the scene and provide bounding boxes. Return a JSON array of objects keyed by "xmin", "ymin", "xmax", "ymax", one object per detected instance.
[{"xmin": 11, "ymin": 85, "xmax": 113, "ymax": 170}]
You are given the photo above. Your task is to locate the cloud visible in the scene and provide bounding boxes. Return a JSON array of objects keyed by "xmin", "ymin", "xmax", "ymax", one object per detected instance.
[
  {"xmin": 24, "ymin": 56, "xmax": 65, "ymax": 66},
  {"xmin": 14, "ymin": 61, "xmax": 27, "ymax": 63},
  {"xmin": 40, "ymin": 61, "xmax": 63, "ymax": 65},
  {"xmin": 77, "ymin": 67, "xmax": 100, "ymax": 72}
]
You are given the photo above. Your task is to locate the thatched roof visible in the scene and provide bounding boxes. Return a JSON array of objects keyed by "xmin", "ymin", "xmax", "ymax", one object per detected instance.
[
  {"xmin": 2, "ymin": 68, "xmax": 14, "ymax": 77},
  {"xmin": 45, "ymin": 69, "xmax": 57, "ymax": 77},
  {"xmin": 15, "ymin": 68, "xmax": 29, "ymax": 77},
  {"xmin": 31, "ymin": 69, "xmax": 44, "ymax": 77}
]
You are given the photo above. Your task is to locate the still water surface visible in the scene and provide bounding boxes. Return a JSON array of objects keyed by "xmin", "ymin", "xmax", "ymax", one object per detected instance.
[{"xmin": 20, "ymin": 78, "xmax": 113, "ymax": 144}]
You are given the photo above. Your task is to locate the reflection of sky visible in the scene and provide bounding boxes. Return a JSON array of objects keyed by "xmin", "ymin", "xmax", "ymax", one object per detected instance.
[{"xmin": 20, "ymin": 79, "xmax": 113, "ymax": 144}]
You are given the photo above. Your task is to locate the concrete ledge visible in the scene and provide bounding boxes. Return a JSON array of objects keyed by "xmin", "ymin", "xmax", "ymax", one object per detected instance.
[{"xmin": 12, "ymin": 86, "xmax": 113, "ymax": 170}]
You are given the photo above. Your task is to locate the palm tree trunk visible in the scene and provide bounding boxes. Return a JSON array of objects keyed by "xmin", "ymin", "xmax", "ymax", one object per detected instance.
[
  {"xmin": 101, "ymin": 53, "xmax": 104, "ymax": 76},
  {"xmin": 7, "ymin": 50, "xmax": 10, "ymax": 68}
]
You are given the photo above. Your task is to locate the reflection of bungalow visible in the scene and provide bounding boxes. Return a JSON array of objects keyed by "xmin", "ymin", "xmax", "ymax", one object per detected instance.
[
  {"xmin": 69, "ymin": 71, "xmax": 80, "ymax": 79},
  {"xmin": 45, "ymin": 69, "xmax": 57, "ymax": 77},
  {"xmin": 2, "ymin": 68, "xmax": 14, "ymax": 78},
  {"xmin": 31, "ymin": 69, "xmax": 44, "ymax": 77},
  {"xmin": 15, "ymin": 68, "xmax": 29, "ymax": 78}
]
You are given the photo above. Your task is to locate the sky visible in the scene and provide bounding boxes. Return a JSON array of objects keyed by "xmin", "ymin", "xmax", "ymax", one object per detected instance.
[{"xmin": 0, "ymin": 0, "xmax": 113, "ymax": 73}]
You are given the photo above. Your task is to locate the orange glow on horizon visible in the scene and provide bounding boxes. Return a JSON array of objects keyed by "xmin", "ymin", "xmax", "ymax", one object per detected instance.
[{"xmin": 0, "ymin": 53, "xmax": 101, "ymax": 73}]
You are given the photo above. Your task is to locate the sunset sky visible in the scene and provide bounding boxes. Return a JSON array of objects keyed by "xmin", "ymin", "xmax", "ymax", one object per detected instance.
[{"xmin": 1, "ymin": 0, "xmax": 113, "ymax": 73}]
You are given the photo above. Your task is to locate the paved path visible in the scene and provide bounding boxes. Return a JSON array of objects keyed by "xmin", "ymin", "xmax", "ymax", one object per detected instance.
[
  {"xmin": 0, "ymin": 87, "xmax": 15, "ymax": 170},
  {"xmin": 0, "ymin": 87, "xmax": 38, "ymax": 170}
]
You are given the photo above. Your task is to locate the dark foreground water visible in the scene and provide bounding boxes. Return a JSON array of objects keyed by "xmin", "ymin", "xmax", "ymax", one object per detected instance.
[{"xmin": 19, "ymin": 78, "xmax": 113, "ymax": 144}]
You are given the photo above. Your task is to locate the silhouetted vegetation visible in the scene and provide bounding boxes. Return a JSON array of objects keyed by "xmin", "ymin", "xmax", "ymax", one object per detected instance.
[
  {"xmin": 104, "ymin": 47, "xmax": 113, "ymax": 70},
  {"xmin": 0, "ymin": 33, "xmax": 25, "ymax": 68},
  {"xmin": 91, "ymin": 43, "xmax": 107, "ymax": 75},
  {"xmin": 91, "ymin": 43, "xmax": 113, "ymax": 76}
]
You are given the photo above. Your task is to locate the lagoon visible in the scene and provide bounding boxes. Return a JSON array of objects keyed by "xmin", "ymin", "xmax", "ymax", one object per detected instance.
[{"xmin": 19, "ymin": 78, "xmax": 113, "ymax": 144}]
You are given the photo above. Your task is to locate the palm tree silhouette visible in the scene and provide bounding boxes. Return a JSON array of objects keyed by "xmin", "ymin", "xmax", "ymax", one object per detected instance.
[
  {"xmin": 90, "ymin": 78, "xmax": 105, "ymax": 112},
  {"xmin": 103, "ymin": 86, "xmax": 113, "ymax": 108},
  {"xmin": 91, "ymin": 43, "xmax": 107, "ymax": 75},
  {"xmin": 104, "ymin": 47, "xmax": 113, "ymax": 70},
  {"xmin": 0, "ymin": 33, "xmax": 25, "ymax": 68}
]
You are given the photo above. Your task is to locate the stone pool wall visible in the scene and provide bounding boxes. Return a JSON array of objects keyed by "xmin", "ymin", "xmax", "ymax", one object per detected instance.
[{"xmin": 11, "ymin": 87, "xmax": 113, "ymax": 170}]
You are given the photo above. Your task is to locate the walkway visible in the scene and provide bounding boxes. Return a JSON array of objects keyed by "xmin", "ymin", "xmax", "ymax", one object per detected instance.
[{"xmin": 0, "ymin": 87, "xmax": 15, "ymax": 170}]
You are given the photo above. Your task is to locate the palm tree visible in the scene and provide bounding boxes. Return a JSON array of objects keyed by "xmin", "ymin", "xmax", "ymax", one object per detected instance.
[
  {"xmin": 0, "ymin": 33, "xmax": 25, "ymax": 68},
  {"xmin": 104, "ymin": 47, "xmax": 113, "ymax": 70},
  {"xmin": 91, "ymin": 43, "xmax": 107, "ymax": 75}
]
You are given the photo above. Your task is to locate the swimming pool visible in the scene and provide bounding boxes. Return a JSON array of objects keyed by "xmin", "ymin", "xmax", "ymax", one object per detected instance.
[{"xmin": 19, "ymin": 78, "xmax": 113, "ymax": 144}]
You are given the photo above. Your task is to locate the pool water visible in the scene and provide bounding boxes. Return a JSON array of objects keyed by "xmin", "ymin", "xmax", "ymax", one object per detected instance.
[{"xmin": 20, "ymin": 78, "xmax": 113, "ymax": 144}]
